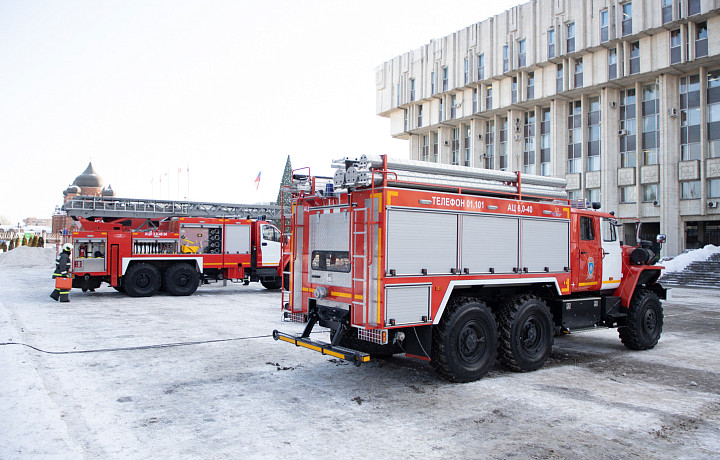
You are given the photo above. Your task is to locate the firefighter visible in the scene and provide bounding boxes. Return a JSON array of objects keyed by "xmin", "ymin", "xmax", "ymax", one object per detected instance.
[{"xmin": 50, "ymin": 243, "xmax": 73, "ymax": 302}]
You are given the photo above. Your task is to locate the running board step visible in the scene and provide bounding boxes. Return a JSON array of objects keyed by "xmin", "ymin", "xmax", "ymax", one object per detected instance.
[{"xmin": 272, "ymin": 330, "xmax": 370, "ymax": 366}]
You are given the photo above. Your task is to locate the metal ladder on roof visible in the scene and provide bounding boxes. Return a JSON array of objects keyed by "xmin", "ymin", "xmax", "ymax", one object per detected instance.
[{"xmin": 62, "ymin": 195, "xmax": 283, "ymax": 220}]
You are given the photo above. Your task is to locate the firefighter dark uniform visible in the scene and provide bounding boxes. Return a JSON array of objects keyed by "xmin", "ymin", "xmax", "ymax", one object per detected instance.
[{"xmin": 51, "ymin": 244, "xmax": 72, "ymax": 302}]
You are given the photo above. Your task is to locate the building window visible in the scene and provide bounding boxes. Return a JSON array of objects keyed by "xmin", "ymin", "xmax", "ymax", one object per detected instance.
[
  {"xmin": 620, "ymin": 88, "xmax": 637, "ymax": 168},
  {"xmin": 442, "ymin": 67, "xmax": 449, "ymax": 92},
  {"xmin": 499, "ymin": 117, "xmax": 508, "ymax": 170},
  {"xmin": 540, "ymin": 107, "xmax": 551, "ymax": 176},
  {"xmin": 477, "ymin": 53, "xmax": 485, "ymax": 80},
  {"xmin": 472, "ymin": 88, "xmax": 478, "ymax": 113},
  {"xmin": 556, "ymin": 64, "xmax": 563, "ymax": 93},
  {"xmin": 567, "ymin": 22, "xmax": 575, "ymax": 53},
  {"xmin": 403, "ymin": 109, "xmax": 408, "ymax": 131},
  {"xmin": 622, "ymin": 2, "xmax": 632, "ymax": 36},
  {"xmin": 439, "ymin": 98, "xmax": 444, "ymax": 122},
  {"xmin": 642, "ymin": 84, "xmax": 660, "ymax": 165},
  {"xmin": 422, "ymin": 134, "xmax": 430, "ymax": 162},
  {"xmin": 417, "ymin": 104, "xmax": 423, "ymax": 127},
  {"xmin": 518, "ymin": 39, "xmax": 526, "ymax": 68},
  {"xmin": 433, "ymin": 132, "xmax": 439, "ymax": 162},
  {"xmin": 642, "ymin": 184, "xmax": 658, "ymax": 202},
  {"xmin": 709, "ymin": 179, "xmax": 720, "ymax": 198},
  {"xmin": 451, "ymin": 94, "xmax": 457, "ymax": 119},
  {"xmin": 586, "ymin": 188, "xmax": 600, "ymax": 205},
  {"xmin": 511, "ymin": 76, "xmax": 518, "ymax": 103},
  {"xmin": 527, "ymin": 71, "xmax": 535, "ymax": 100},
  {"xmin": 410, "ymin": 78, "xmax": 415, "ymax": 102},
  {"xmin": 708, "ymin": 70, "xmax": 720, "ymax": 158},
  {"xmin": 695, "ymin": 22, "xmax": 708, "ymax": 58},
  {"xmin": 600, "ymin": 10, "xmax": 609, "ymax": 43},
  {"xmin": 608, "ymin": 48, "xmax": 618, "ymax": 80},
  {"xmin": 662, "ymin": 0, "xmax": 673, "ymax": 24},
  {"xmin": 464, "ymin": 58, "xmax": 469, "ymax": 84},
  {"xmin": 548, "ymin": 28, "xmax": 555, "ymax": 59},
  {"xmin": 431, "ymin": 71, "xmax": 435, "ymax": 95},
  {"xmin": 670, "ymin": 29, "xmax": 682, "ymax": 64},
  {"xmin": 629, "ymin": 41, "xmax": 640, "ymax": 74},
  {"xmin": 463, "ymin": 125, "xmax": 471, "ymax": 167},
  {"xmin": 397, "ymin": 82, "xmax": 401, "ymax": 106},
  {"xmin": 485, "ymin": 84, "xmax": 493, "ymax": 110},
  {"xmin": 680, "ymin": 74, "xmax": 701, "ymax": 161},
  {"xmin": 620, "ymin": 186, "xmax": 636, "ymax": 203},
  {"xmin": 567, "ymin": 190, "xmax": 581, "ymax": 201},
  {"xmin": 568, "ymin": 100, "xmax": 582, "ymax": 173},
  {"xmin": 503, "ymin": 45, "xmax": 509, "ymax": 72},
  {"xmin": 681, "ymin": 181, "xmax": 701, "ymax": 199},
  {"xmin": 587, "ymin": 96, "xmax": 601, "ymax": 172},
  {"xmin": 523, "ymin": 111, "xmax": 536, "ymax": 174},
  {"xmin": 574, "ymin": 58, "xmax": 583, "ymax": 88},
  {"xmin": 688, "ymin": 0, "xmax": 700, "ymax": 16},
  {"xmin": 451, "ymin": 127, "xmax": 460, "ymax": 165},
  {"xmin": 484, "ymin": 120, "xmax": 495, "ymax": 169}
]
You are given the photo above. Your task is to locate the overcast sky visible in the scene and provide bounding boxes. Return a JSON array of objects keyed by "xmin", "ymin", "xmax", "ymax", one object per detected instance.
[{"xmin": 0, "ymin": 0, "xmax": 517, "ymax": 224}]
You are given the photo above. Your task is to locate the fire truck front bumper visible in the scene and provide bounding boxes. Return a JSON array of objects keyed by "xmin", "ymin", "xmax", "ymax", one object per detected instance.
[{"xmin": 272, "ymin": 330, "xmax": 370, "ymax": 366}]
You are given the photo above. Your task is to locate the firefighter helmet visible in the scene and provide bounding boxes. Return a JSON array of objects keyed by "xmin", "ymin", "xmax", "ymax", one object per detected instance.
[{"xmin": 62, "ymin": 243, "xmax": 73, "ymax": 253}]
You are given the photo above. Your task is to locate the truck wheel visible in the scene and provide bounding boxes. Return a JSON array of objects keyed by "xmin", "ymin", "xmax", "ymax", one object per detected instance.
[
  {"xmin": 431, "ymin": 298, "xmax": 497, "ymax": 383},
  {"xmin": 112, "ymin": 285, "xmax": 126, "ymax": 293},
  {"xmin": 124, "ymin": 263, "xmax": 161, "ymax": 297},
  {"xmin": 164, "ymin": 263, "xmax": 199, "ymax": 296},
  {"xmin": 261, "ymin": 278, "xmax": 282, "ymax": 290},
  {"xmin": 498, "ymin": 295, "xmax": 554, "ymax": 372},
  {"xmin": 618, "ymin": 289, "xmax": 663, "ymax": 350}
]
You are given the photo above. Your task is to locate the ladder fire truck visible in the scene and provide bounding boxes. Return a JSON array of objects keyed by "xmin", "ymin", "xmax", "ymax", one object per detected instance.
[
  {"xmin": 273, "ymin": 155, "xmax": 668, "ymax": 382},
  {"xmin": 62, "ymin": 196, "xmax": 290, "ymax": 297}
]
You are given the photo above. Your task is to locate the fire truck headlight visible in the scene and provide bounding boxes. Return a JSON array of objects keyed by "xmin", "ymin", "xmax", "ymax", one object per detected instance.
[{"xmin": 314, "ymin": 286, "xmax": 329, "ymax": 299}]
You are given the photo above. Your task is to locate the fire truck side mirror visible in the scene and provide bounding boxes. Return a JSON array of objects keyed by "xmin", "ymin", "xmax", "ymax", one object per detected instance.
[{"xmin": 656, "ymin": 234, "xmax": 666, "ymax": 244}]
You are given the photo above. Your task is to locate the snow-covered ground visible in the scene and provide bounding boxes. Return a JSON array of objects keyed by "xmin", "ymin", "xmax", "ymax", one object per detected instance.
[
  {"xmin": 658, "ymin": 244, "xmax": 720, "ymax": 274},
  {"xmin": 1, "ymin": 249, "xmax": 720, "ymax": 458}
]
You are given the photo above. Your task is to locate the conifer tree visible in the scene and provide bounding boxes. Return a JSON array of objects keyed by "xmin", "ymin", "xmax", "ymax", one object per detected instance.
[
  {"xmin": 21, "ymin": 236, "xmax": 28, "ymax": 246},
  {"xmin": 0, "ymin": 241, "xmax": 7, "ymax": 252},
  {"xmin": 14, "ymin": 236, "xmax": 20, "ymax": 248},
  {"xmin": 38, "ymin": 235, "xmax": 45, "ymax": 248},
  {"xmin": 275, "ymin": 155, "xmax": 293, "ymax": 210},
  {"xmin": 31, "ymin": 235, "xmax": 38, "ymax": 247},
  {"xmin": 8, "ymin": 238, "xmax": 15, "ymax": 251}
]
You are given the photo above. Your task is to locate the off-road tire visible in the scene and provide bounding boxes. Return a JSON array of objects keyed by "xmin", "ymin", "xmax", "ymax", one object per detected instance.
[
  {"xmin": 497, "ymin": 295, "xmax": 554, "ymax": 372},
  {"xmin": 431, "ymin": 297, "xmax": 498, "ymax": 383},
  {"xmin": 164, "ymin": 263, "xmax": 199, "ymax": 296},
  {"xmin": 261, "ymin": 277, "xmax": 283, "ymax": 290},
  {"xmin": 124, "ymin": 263, "xmax": 161, "ymax": 297},
  {"xmin": 618, "ymin": 288, "xmax": 663, "ymax": 350}
]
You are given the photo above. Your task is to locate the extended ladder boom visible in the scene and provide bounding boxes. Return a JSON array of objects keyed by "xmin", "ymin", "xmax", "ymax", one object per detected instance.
[{"xmin": 63, "ymin": 196, "xmax": 282, "ymax": 220}]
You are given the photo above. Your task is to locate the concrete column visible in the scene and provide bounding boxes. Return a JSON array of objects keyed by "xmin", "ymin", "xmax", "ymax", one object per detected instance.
[{"xmin": 660, "ymin": 73, "xmax": 682, "ymax": 257}]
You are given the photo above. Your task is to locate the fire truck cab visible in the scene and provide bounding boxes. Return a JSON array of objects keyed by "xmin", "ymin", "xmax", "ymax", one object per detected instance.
[{"xmin": 274, "ymin": 155, "xmax": 668, "ymax": 382}]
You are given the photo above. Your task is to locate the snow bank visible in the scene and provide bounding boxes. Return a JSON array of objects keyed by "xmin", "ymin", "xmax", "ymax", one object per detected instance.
[
  {"xmin": 0, "ymin": 246, "xmax": 56, "ymax": 269},
  {"xmin": 657, "ymin": 244, "xmax": 720, "ymax": 274}
]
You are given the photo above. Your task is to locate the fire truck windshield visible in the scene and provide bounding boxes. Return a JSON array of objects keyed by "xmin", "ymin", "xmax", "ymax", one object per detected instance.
[{"xmin": 311, "ymin": 251, "xmax": 351, "ymax": 273}]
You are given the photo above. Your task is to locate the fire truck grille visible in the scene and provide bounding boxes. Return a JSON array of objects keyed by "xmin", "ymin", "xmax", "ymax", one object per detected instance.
[{"xmin": 358, "ymin": 328, "xmax": 388, "ymax": 345}]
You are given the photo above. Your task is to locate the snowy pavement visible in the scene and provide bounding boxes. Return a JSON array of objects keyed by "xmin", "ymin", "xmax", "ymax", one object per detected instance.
[{"xmin": 1, "ymin": 255, "xmax": 720, "ymax": 458}]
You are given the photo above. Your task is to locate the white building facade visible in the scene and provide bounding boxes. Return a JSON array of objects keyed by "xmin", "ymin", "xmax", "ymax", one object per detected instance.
[{"xmin": 376, "ymin": 0, "xmax": 720, "ymax": 256}]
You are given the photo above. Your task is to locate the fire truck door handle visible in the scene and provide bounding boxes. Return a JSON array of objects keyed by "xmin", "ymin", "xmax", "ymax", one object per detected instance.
[
  {"xmin": 580, "ymin": 251, "xmax": 587, "ymax": 254},
  {"xmin": 602, "ymin": 250, "xmax": 609, "ymax": 258},
  {"xmin": 262, "ymin": 242, "xmax": 267, "ymax": 246}
]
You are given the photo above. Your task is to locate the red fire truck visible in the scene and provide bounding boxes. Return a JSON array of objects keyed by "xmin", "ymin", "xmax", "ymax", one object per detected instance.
[
  {"xmin": 63, "ymin": 196, "xmax": 289, "ymax": 297},
  {"xmin": 273, "ymin": 155, "xmax": 668, "ymax": 382}
]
